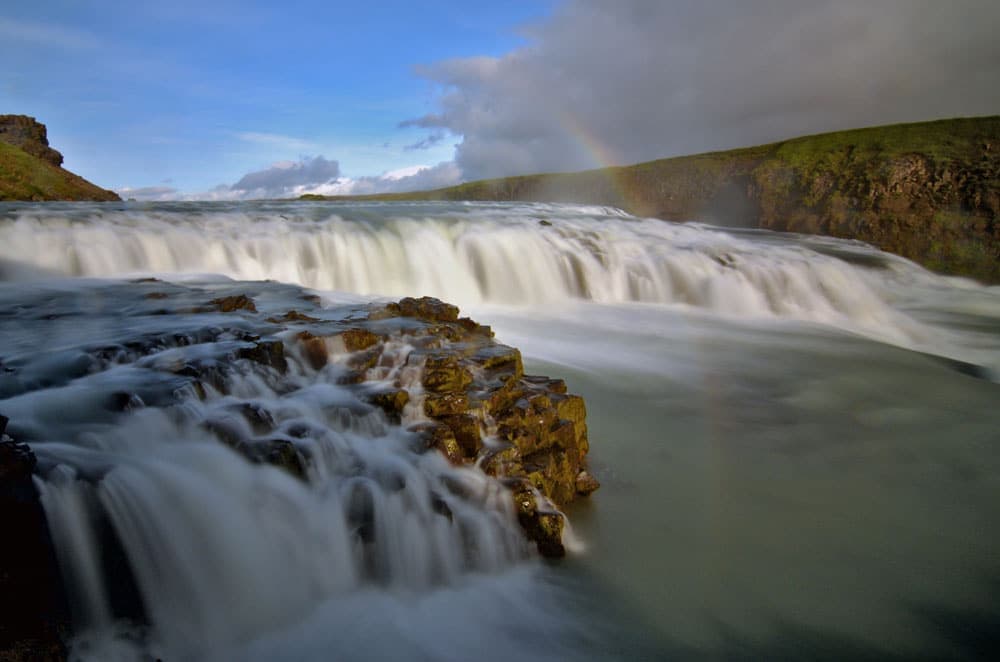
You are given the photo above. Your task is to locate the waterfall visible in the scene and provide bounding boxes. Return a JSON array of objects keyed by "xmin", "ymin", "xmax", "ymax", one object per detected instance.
[{"xmin": 5, "ymin": 304, "xmax": 528, "ymax": 658}]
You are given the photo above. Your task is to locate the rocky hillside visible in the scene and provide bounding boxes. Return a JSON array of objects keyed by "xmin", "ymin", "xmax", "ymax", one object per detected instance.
[
  {"xmin": 313, "ymin": 117, "xmax": 999, "ymax": 283},
  {"xmin": 0, "ymin": 115, "xmax": 119, "ymax": 201}
]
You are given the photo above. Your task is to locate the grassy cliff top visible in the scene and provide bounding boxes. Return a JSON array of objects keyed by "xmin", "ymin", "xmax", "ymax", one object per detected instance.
[
  {"xmin": 0, "ymin": 139, "xmax": 120, "ymax": 202},
  {"xmin": 302, "ymin": 116, "xmax": 999, "ymax": 204}
]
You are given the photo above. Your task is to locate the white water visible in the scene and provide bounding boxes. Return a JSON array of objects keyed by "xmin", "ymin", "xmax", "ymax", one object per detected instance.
[
  {"xmin": 3, "ymin": 201, "xmax": 1000, "ymax": 660},
  {"xmin": 13, "ymin": 314, "xmax": 527, "ymax": 659}
]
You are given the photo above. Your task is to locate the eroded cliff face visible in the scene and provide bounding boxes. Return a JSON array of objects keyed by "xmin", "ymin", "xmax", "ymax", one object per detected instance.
[
  {"xmin": 0, "ymin": 115, "xmax": 120, "ymax": 202},
  {"xmin": 752, "ymin": 139, "xmax": 998, "ymax": 282},
  {"xmin": 0, "ymin": 116, "xmax": 64, "ymax": 168}
]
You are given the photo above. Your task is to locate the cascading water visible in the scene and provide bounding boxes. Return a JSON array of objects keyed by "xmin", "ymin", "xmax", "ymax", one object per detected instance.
[
  {"xmin": 2, "ymin": 200, "xmax": 995, "ymax": 372},
  {"xmin": 2, "ymin": 201, "xmax": 1000, "ymax": 661}
]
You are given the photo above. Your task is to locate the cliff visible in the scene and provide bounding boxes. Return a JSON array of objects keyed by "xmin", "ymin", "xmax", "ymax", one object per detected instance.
[
  {"xmin": 310, "ymin": 117, "xmax": 999, "ymax": 283},
  {"xmin": 0, "ymin": 115, "xmax": 120, "ymax": 202}
]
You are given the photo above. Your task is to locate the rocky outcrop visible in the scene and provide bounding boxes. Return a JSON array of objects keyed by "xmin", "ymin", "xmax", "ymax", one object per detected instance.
[
  {"xmin": 253, "ymin": 295, "xmax": 598, "ymax": 556},
  {"xmin": 0, "ymin": 115, "xmax": 120, "ymax": 201},
  {"xmin": 0, "ymin": 417, "xmax": 69, "ymax": 661},
  {"xmin": 169, "ymin": 292, "xmax": 596, "ymax": 555},
  {"xmin": 0, "ymin": 285, "xmax": 599, "ymax": 655},
  {"xmin": 0, "ymin": 115, "xmax": 64, "ymax": 167},
  {"xmin": 331, "ymin": 116, "xmax": 1000, "ymax": 283},
  {"xmin": 369, "ymin": 297, "xmax": 597, "ymax": 557}
]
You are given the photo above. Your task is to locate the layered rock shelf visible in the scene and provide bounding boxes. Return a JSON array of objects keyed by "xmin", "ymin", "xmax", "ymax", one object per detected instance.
[{"xmin": 0, "ymin": 281, "xmax": 599, "ymax": 658}]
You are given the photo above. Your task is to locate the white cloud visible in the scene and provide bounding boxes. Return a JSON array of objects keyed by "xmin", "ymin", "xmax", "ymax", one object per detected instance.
[
  {"xmin": 140, "ymin": 157, "xmax": 461, "ymax": 200},
  {"xmin": 296, "ymin": 162, "xmax": 462, "ymax": 197},
  {"xmin": 409, "ymin": 0, "xmax": 1000, "ymax": 180},
  {"xmin": 230, "ymin": 156, "xmax": 341, "ymax": 198}
]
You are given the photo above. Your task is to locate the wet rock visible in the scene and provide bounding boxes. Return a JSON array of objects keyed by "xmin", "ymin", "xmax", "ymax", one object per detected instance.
[
  {"xmin": 475, "ymin": 344, "xmax": 524, "ymax": 377},
  {"xmin": 369, "ymin": 389, "xmax": 410, "ymax": 423},
  {"xmin": 456, "ymin": 317, "xmax": 494, "ymax": 337},
  {"xmin": 575, "ymin": 470, "xmax": 601, "ymax": 496},
  {"xmin": 242, "ymin": 439, "xmax": 307, "ymax": 480},
  {"xmin": 509, "ymin": 479, "xmax": 565, "ymax": 558},
  {"xmin": 422, "ymin": 354, "xmax": 473, "ymax": 393},
  {"xmin": 295, "ymin": 331, "xmax": 329, "ymax": 370},
  {"xmin": 228, "ymin": 402, "xmax": 276, "ymax": 435},
  {"xmin": 266, "ymin": 310, "xmax": 319, "ymax": 323},
  {"xmin": 482, "ymin": 445, "xmax": 522, "ymax": 478},
  {"xmin": 408, "ymin": 422, "xmax": 463, "ymax": 464},
  {"xmin": 346, "ymin": 347, "xmax": 381, "ymax": 372},
  {"xmin": 367, "ymin": 296, "xmax": 598, "ymax": 556},
  {"xmin": 0, "ymin": 427, "xmax": 70, "ymax": 660},
  {"xmin": 439, "ymin": 414, "xmax": 482, "ymax": 457},
  {"xmin": 210, "ymin": 294, "xmax": 257, "ymax": 313},
  {"xmin": 341, "ymin": 328, "xmax": 379, "ymax": 352},
  {"xmin": 424, "ymin": 392, "xmax": 469, "ymax": 418},
  {"xmin": 379, "ymin": 296, "xmax": 460, "ymax": 322},
  {"xmin": 236, "ymin": 340, "xmax": 287, "ymax": 372}
]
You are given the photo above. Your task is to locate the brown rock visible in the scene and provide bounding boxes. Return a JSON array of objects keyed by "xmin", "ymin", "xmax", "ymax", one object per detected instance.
[
  {"xmin": 422, "ymin": 354, "xmax": 473, "ymax": 393},
  {"xmin": 576, "ymin": 470, "xmax": 601, "ymax": 496},
  {"xmin": 424, "ymin": 392, "xmax": 469, "ymax": 418},
  {"xmin": 408, "ymin": 422, "xmax": 464, "ymax": 464},
  {"xmin": 236, "ymin": 340, "xmax": 287, "ymax": 372},
  {"xmin": 210, "ymin": 294, "xmax": 257, "ymax": 313},
  {"xmin": 379, "ymin": 296, "xmax": 460, "ymax": 322},
  {"xmin": 266, "ymin": 310, "xmax": 319, "ymax": 323},
  {"xmin": 295, "ymin": 331, "xmax": 329, "ymax": 370},
  {"xmin": 369, "ymin": 389, "xmax": 410, "ymax": 423},
  {"xmin": 439, "ymin": 414, "xmax": 482, "ymax": 457},
  {"xmin": 510, "ymin": 480, "xmax": 565, "ymax": 558},
  {"xmin": 341, "ymin": 328, "xmax": 379, "ymax": 352}
]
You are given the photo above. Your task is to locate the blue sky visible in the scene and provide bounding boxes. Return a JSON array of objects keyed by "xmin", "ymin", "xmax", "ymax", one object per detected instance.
[
  {"xmin": 3, "ymin": 1, "xmax": 998, "ymax": 199},
  {"xmin": 1, "ymin": 0, "xmax": 554, "ymax": 195}
]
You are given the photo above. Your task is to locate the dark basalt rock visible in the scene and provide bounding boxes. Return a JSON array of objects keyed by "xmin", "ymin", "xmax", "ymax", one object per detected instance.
[
  {"xmin": 0, "ymin": 417, "xmax": 70, "ymax": 661},
  {"xmin": 236, "ymin": 339, "xmax": 288, "ymax": 372}
]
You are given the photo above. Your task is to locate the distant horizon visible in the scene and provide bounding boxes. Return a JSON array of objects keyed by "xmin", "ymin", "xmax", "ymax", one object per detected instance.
[{"xmin": 4, "ymin": 1, "xmax": 998, "ymax": 201}]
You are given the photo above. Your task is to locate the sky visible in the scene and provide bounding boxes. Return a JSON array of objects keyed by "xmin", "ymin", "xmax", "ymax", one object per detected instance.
[{"xmin": 2, "ymin": 0, "xmax": 998, "ymax": 200}]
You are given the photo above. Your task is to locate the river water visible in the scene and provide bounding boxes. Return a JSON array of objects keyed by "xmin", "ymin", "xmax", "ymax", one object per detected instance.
[{"xmin": 1, "ymin": 201, "xmax": 998, "ymax": 660}]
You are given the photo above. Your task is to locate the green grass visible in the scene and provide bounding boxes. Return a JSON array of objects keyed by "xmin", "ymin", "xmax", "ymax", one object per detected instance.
[{"xmin": 0, "ymin": 141, "xmax": 119, "ymax": 201}]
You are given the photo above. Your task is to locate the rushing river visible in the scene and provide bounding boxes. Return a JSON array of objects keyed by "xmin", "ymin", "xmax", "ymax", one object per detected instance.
[{"xmin": 1, "ymin": 201, "xmax": 999, "ymax": 660}]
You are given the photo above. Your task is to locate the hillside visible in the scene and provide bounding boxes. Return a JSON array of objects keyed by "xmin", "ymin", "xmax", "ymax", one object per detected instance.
[
  {"xmin": 0, "ymin": 115, "xmax": 120, "ymax": 202},
  {"xmin": 307, "ymin": 117, "xmax": 1000, "ymax": 283}
]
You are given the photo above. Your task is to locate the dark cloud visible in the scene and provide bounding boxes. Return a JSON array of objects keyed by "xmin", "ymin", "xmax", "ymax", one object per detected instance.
[
  {"xmin": 230, "ymin": 156, "xmax": 340, "ymax": 197},
  {"xmin": 404, "ymin": 131, "xmax": 447, "ymax": 151},
  {"xmin": 410, "ymin": 0, "xmax": 1000, "ymax": 180}
]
